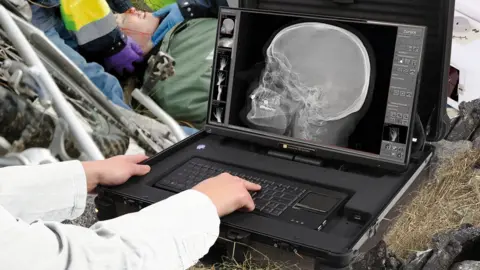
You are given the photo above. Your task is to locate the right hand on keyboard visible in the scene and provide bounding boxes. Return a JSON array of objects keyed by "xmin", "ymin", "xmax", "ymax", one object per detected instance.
[{"xmin": 192, "ymin": 173, "xmax": 262, "ymax": 217}]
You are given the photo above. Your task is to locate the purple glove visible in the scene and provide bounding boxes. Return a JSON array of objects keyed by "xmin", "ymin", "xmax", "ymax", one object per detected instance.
[{"xmin": 104, "ymin": 37, "xmax": 143, "ymax": 75}]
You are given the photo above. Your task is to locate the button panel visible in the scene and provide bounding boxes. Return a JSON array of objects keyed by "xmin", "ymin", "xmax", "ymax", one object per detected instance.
[
  {"xmin": 210, "ymin": 13, "xmax": 238, "ymax": 125},
  {"xmin": 381, "ymin": 26, "xmax": 426, "ymax": 162},
  {"xmin": 380, "ymin": 141, "xmax": 407, "ymax": 161},
  {"xmin": 384, "ymin": 26, "xmax": 425, "ymax": 127}
]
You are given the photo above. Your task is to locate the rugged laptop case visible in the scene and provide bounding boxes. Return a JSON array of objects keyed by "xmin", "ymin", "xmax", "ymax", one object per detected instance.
[{"xmin": 94, "ymin": 0, "xmax": 454, "ymax": 269}]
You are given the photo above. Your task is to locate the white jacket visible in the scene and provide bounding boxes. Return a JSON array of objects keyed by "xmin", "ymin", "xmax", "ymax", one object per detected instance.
[{"xmin": 0, "ymin": 160, "xmax": 220, "ymax": 270}]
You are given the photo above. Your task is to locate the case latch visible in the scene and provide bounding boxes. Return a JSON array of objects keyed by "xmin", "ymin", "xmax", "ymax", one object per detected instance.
[
  {"xmin": 94, "ymin": 192, "xmax": 117, "ymax": 221},
  {"xmin": 225, "ymin": 230, "xmax": 251, "ymax": 263}
]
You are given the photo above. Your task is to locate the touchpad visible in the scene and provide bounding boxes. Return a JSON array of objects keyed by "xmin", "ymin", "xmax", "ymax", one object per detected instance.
[{"xmin": 294, "ymin": 192, "xmax": 340, "ymax": 214}]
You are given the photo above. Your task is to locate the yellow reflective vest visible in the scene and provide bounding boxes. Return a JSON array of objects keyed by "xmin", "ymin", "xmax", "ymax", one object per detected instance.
[{"xmin": 60, "ymin": 0, "xmax": 119, "ymax": 47}]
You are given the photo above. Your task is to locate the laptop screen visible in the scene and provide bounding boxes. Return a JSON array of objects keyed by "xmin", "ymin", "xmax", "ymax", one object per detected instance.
[{"xmin": 207, "ymin": 8, "xmax": 426, "ymax": 168}]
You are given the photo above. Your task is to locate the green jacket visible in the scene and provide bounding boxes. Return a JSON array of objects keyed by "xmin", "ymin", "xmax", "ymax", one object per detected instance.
[{"xmin": 146, "ymin": 18, "xmax": 218, "ymax": 128}]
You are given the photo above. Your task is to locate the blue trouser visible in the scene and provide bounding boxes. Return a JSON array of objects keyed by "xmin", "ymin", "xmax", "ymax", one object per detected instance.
[
  {"xmin": 30, "ymin": 4, "xmax": 130, "ymax": 109},
  {"xmin": 182, "ymin": 126, "xmax": 198, "ymax": 136}
]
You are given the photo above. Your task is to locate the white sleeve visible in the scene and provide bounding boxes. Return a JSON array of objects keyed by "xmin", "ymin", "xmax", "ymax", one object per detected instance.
[
  {"xmin": 0, "ymin": 189, "xmax": 220, "ymax": 270},
  {"xmin": 0, "ymin": 160, "xmax": 87, "ymax": 223}
]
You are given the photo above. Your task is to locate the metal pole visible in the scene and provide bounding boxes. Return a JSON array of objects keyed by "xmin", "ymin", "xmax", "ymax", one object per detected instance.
[
  {"xmin": 0, "ymin": 5, "xmax": 104, "ymax": 160},
  {"xmin": 132, "ymin": 88, "xmax": 187, "ymax": 142},
  {"xmin": 10, "ymin": 11, "xmax": 163, "ymax": 155}
]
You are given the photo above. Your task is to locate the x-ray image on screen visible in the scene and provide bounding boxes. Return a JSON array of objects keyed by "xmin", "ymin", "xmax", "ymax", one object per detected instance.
[
  {"xmin": 221, "ymin": 10, "xmax": 407, "ymax": 157},
  {"xmin": 242, "ymin": 22, "xmax": 374, "ymax": 147}
]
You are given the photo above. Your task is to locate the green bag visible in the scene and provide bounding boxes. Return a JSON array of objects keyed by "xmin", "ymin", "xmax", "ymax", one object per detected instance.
[{"xmin": 146, "ymin": 18, "xmax": 218, "ymax": 129}]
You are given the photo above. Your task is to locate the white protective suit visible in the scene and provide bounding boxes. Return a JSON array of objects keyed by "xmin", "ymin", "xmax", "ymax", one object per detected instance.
[{"xmin": 0, "ymin": 160, "xmax": 220, "ymax": 270}]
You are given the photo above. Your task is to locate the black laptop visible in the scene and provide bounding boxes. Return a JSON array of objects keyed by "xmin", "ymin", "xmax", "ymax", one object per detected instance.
[
  {"xmin": 96, "ymin": 3, "xmax": 453, "ymax": 269},
  {"xmin": 153, "ymin": 7, "xmax": 425, "ymax": 226}
]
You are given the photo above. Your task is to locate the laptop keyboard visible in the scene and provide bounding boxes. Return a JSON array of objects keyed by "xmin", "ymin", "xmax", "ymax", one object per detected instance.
[{"xmin": 154, "ymin": 158, "xmax": 307, "ymax": 216}]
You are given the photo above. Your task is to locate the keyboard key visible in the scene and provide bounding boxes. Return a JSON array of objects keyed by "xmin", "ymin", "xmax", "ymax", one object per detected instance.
[
  {"xmin": 282, "ymin": 193, "xmax": 296, "ymax": 200},
  {"xmin": 266, "ymin": 202, "xmax": 278, "ymax": 208},
  {"xmin": 262, "ymin": 206, "xmax": 274, "ymax": 213},
  {"xmin": 262, "ymin": 196, "xmax": 273, "ymax": 201},
  {"xmin": 271, "ymin": 209, "xmax": 282, "ymax": 216},
  {"xmin": 277, "ymin": 203, "xmax": 287, "ymax": 211},
  {"xmin": 264, "ymin": 190, "xmax": 275, "ymax": 196},
  {"xmin": 255, "ymin": 199, "xmax": 268, "ymax": 209},
  {"xmin": 276, "ymin": 197, "xmax": 291, "ymax": 205}
]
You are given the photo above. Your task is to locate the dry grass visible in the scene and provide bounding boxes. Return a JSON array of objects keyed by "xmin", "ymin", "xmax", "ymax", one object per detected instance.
[
  {"xmin": 385, "ymin": 149, "xmax": 480, "ymax": 258},
  {"xmin": 190, "ymin": 238, "xmax": 304, "ymax": 270},
  {"xmin": 191, "ymin": 257, "xmax": 300, "ymax": 270}
]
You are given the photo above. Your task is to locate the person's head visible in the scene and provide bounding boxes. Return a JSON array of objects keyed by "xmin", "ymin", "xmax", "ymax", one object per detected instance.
[{"xmin": 115, "ymin": 10, "xmax": 161, "ymax": 55}]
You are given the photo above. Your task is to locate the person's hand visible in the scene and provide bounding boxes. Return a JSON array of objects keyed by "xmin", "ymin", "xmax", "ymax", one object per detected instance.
[
  {"xmin": 151, "ymin": 3, "xmax": 184, "ymax": 46},
  {"xmin": 192, "ymin": 173, "xmax": 262, "ymax": 217},
  {"xmin": 82, "ymin": 155, "xmax": 151, "ymax": 193},
  {"xmin": 104, "ymin": 37, "xmax": 144, "ymax": 75}
]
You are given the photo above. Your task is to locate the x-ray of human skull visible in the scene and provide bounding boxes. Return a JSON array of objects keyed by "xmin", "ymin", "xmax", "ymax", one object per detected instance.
[
  {"xmin": 221, "ymin": 18, "xmax": 235, "ymax": 35},
  {"xmin": 245, "ymin": 23, "xmax": 372, "ymax": 146},
  {"xmin": 247, "ymin": 51, "xmax": 308, "ymax": 135}
]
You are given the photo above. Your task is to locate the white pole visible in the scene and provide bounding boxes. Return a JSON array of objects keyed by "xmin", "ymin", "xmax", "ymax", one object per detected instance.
[{"xmin": 0, "ymin": 6, "xmax": 104, "ymax": 160}]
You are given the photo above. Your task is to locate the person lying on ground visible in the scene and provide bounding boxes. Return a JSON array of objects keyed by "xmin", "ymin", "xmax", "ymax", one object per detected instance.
[
  {"xmin": 0, "ymin": 154, "xmax": 261, "ymax": 270},
  {"xmin": 112, "ymin": 7, "xmax": 219, "ymax": 131},
  {"xmin": 28, "ymin": 0, "xmax": 142, "ymax": 109},
  {"xmin": 112, "ymin": 9, "xmax": 199, "ymax": 136}
]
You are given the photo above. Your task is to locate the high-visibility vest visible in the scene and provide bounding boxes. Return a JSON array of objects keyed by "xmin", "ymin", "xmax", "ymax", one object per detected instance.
[{"xmin": 60, "ymin": 0, "xmax": 117, "ymax": 46}]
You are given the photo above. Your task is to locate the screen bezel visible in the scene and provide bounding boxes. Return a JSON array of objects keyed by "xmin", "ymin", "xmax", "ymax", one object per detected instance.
[{"xmin": 206, "ymin": 7, "xmax": 426, "ymax": 172}]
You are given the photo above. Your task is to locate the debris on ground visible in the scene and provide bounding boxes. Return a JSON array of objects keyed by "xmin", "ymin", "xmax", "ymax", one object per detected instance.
[
  {"xmin": 447, "ymin": 99, "xmax": 480, "ymax": 141},
  {"xmin": 386, "ymin": 147, "xmax": 480, "ymax": 258},
  {"xmin": 62, "ymin": 195, "xmax": 97, "ymax": 228},
  {"xmin": 349, "ymin": 224, "xmax": 480, "ymax": 270},
  {"xmin": 429, "ymin": 139, "xmax": 473, "ymax": 177}
]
